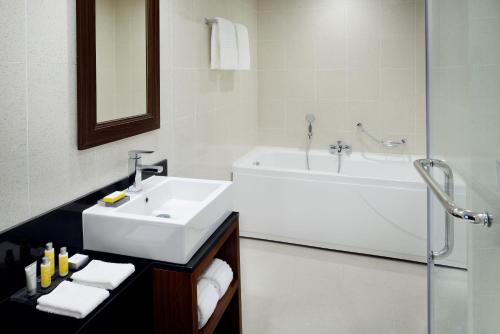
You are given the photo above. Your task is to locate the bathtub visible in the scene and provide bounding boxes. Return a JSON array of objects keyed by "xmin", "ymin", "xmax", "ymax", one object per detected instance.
[{"xmin": 232, "ymin": 146, "xmax": 428, "ymax": 262}]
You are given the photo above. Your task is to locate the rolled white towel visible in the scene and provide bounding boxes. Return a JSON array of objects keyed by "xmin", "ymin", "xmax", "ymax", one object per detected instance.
[
  {"xmin": 200, "ymin": 258, "xmax": 233, "ymax": 300},
  {"xmin": 36, "ymin": 281, "xmax": 109, "ymax": 319},
  {"xmin": 71, "ymin": 260, "xmax": 135, "ymax": 290},
  {"xmin": 197, "ymin": 279, "xmax": 219, "ymax": 329}
]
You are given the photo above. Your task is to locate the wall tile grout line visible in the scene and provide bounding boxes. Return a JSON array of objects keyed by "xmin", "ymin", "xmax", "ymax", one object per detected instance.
[{"xmin": 24, "ymin": 0, "xmax": 31, "ymax": 218}]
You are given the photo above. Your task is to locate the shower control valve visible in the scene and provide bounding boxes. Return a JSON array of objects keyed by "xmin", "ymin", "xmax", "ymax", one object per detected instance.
[{"xmin": 329, "ymin": 140, "xmax": 352, "ymax": 155}]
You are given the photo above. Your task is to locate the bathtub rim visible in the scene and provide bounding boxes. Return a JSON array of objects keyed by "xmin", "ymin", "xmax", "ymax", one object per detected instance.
[{"xmin": 233, "ymin": 146, "xmax": 427, "ymax": 189}]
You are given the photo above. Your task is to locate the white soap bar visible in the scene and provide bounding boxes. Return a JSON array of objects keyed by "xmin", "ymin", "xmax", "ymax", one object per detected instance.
[{"xmin": 68, "ymin": 253, "xmax": 89, "ymax": 270}]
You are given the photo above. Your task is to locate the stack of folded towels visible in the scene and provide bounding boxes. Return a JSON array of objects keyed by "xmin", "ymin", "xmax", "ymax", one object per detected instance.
[
  {"xmin": 36, "ymin": 281, "xmax": 109, "ymax": 319},
  {"xmin": 71, "ymin": 260, "xmax": 135, "ymax": 290},
  {"xmin": 197, "ymin": 258, "xmax": 233, "ymax": 329},
  {"xmin": 36, "ymin": 260, "xmax": 135, "ymax": 319}
]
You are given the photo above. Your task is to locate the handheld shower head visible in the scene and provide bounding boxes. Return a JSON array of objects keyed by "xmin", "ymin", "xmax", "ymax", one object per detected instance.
[
  {"xmin": 306, "ymin": 114, "xmax": 316, "ymax": 123},
  {"xmin": 305, "ymin": 114, "xmax": 316, "ymax": 170},
  {"xmin": 305, "ymin": 114, "xmax": 315, "ymax": 139}
]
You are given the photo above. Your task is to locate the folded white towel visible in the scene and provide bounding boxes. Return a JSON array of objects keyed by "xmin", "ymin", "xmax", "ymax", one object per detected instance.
[
  {"xmin": 210, "ymin": 17, "xmax": 238, "ymax": 70},
  {"xmin": 235, "ymin": 23, "xmax": 251, "ymax": 70},
  {"xmin": 197, "ymin": 279, "xmax": 219, "ymax": 329},
  {"xmin": 36, "ymin": 281, "xmax": 109, "ymax": 319},
  {"xmin": 71, "ymin": 260, "xmax": 135, "ymax": 290},
  {"xmin": 200, "ymin": 258, "xmax": 233, "ymax": 300}
]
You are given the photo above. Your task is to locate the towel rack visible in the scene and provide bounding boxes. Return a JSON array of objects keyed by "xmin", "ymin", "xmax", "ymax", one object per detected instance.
[{"xmin": 205, "ymin": 17, "xmax": 218, "ymax": 25}]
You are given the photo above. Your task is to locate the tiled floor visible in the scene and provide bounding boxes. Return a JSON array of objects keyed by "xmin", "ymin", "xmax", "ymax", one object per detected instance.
[
  {"xmin": 432, "ymin": 266, "xmax": 467, "ymax": 334},
  {"xmin": 240, "ymin": 238, "xmax": 428, "ymax": 334}
]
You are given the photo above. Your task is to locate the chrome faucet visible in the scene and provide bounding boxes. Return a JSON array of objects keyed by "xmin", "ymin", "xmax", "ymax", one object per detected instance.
[
  {"xmin": 329, "ymin": 140, "xmax": 351, "ymax": 155},
  {"xmin": 328, "ymin": 141, "xmax": 351, "ymax": 174},
  {"xmin": 128, "ymin": 150, "xmax": 164, "ymax": 192}
]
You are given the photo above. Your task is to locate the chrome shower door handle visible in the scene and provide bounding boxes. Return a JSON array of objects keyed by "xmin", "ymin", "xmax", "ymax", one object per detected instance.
[
  {"xmin": 415, "ymin": 159, "xmax": 455, "ymax": 259},
  {"xmin": 414, "ymin": 159, "xmax": 493, "ymax": 260}
]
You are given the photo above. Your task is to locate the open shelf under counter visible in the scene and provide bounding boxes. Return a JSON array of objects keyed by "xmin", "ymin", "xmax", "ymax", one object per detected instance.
[{"xmin": 153, "ymin": 213, "xmax": 242, "ymax": 334}]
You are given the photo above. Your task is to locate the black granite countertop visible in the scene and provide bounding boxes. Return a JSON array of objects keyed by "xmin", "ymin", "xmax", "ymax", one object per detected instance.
[
  {"xmin": 0, "ymin": 161, "xmax": 238, "ymax": 333},
  {"xmin": 1, "ymin": 251, "xmax": 153, "ymax": 334},
  {"xmin": 0, "ymin": 214, "xmax": 237, "ymax": 334}
]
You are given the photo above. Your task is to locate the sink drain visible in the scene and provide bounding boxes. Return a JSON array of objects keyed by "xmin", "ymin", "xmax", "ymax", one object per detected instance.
[{"xmin": 156, "ymin": 213, "xmax": 171, "ymax": 219}]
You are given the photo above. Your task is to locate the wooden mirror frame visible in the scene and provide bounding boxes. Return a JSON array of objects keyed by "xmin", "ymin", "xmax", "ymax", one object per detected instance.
[{"xmin": 76, "ymin": 0, "xmax": 160, "ymax": 150}]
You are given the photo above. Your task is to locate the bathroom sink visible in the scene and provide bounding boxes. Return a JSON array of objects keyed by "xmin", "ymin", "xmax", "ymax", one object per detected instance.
[{"xmin": 83, "ymin": 176, "xmax": 233, "ymax": 264}]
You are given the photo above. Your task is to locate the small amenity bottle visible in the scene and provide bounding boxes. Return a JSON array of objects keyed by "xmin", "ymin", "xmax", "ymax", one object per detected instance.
[
  {"xmin": 41, "ymin": 257, "xmax": 52, "ymax": 289},
  {"xmin": 59, "ymin": 247, "xmax": 69, "ymax": 277},
  {"xmin": 44, "ymin": 242, "xmax": 55, "ymax": 276}
]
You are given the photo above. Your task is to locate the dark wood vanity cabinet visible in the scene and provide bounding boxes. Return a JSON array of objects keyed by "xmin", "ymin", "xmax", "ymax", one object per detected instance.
[{"xmin": 153, "ymin": 217, "xmax": 242, "ymax": 334}]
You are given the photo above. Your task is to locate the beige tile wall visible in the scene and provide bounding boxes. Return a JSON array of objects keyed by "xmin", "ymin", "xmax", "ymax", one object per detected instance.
[
  {"xmin": 257, "ymin": 0, "xmax": 426, "ymax": 154},
  {"xmin": 162, "ymin": 0, "xmax": 259, "ymax": 179},
  {"xmin": 0, "ymin": 0, "xmax": 259, "ymax": 232}
]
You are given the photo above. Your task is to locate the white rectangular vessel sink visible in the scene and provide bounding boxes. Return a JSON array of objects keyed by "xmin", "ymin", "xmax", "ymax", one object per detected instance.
[{"xmin": 83, "ymin": 176, "xmax": 232, "ymax": 264}]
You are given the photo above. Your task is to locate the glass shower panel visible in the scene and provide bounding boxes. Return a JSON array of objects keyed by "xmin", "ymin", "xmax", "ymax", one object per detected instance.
[{"xmin": 427, "ymin": 0, "xmax": 500, "ymax": 333}]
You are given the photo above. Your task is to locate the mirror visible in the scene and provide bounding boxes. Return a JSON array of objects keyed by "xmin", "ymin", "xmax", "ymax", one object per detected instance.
[
  {"xmin": 95, "ymin": 0, "xmax": 147, "ymax": 123},
  {"xmin": 77, "ymin": 0, "xmax": 159, "ymax": 150}
]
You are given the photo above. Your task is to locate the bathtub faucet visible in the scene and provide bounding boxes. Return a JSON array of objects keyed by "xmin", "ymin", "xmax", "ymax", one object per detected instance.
[
  {"xmin": 329, "ymin": 141, "xmax": 351, "ymax": 155},
  {"xmin": 329, "ymin": 141, "xmax": 351, "ymax": 174}
]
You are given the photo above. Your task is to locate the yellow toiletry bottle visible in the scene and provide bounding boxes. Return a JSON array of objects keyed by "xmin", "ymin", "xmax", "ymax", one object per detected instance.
[
  {"xmin": 44, "ymin": 242, "xmax": 55, "ymax": 276},
  {"xmin": 59, "ymin": 247, "xmax": 69, "ymax": 277},
  {"xmin": 41, "ymin": 257, "xmax": 51, "ymax": 288}
]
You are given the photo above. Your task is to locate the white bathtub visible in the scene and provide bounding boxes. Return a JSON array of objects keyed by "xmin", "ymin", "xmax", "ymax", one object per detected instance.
[{"xmin": 233, "ymin": 147, "xmax": 428, "ymax": 262}]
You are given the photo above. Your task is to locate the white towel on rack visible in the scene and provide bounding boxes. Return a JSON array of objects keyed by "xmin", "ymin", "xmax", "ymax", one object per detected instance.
[
  {"xmin": 197, "ymin": 278, "xmax": 219, "ymax": 329},
  {"xmin": 235, "ymin": 23, "xmax": 251, "ymax": 70},
  {"xmin": 200, "ymin": 258, "xmax": 233, "ymax": 300},
  {"xmin": 71, "ymin": 260, "xmax": 135, "ymax": 290},
  {"xmin": 36, "ymin": 281, "xmax": 109, "ymax": 319},
  {"xmin": 210, "ymin": 17, "xmax": 238, "ymax": 70}
]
